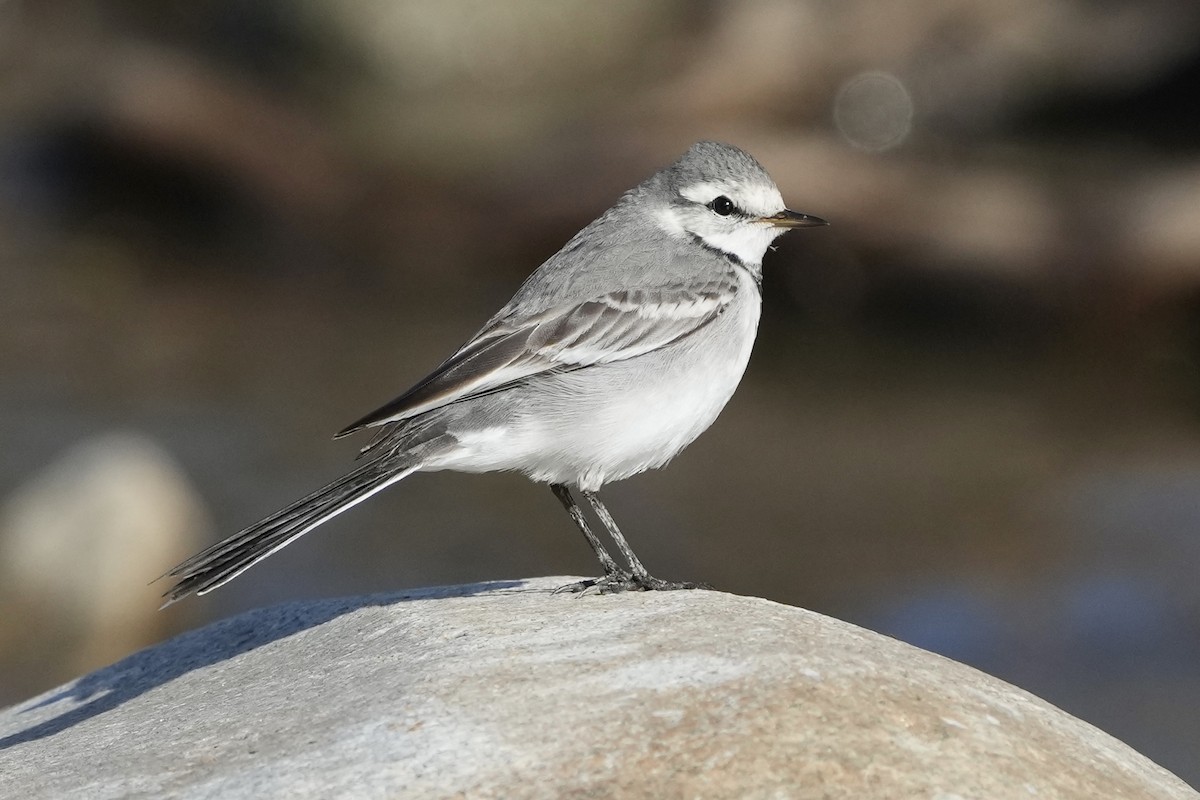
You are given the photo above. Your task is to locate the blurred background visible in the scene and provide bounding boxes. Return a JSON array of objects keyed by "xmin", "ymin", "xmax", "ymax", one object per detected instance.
[{"xmin": 2, "ymin": 0, "xmax": 1200, "ymax": 784}]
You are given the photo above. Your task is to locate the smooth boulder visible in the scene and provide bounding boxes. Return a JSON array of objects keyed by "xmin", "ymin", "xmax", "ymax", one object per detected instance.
[{"xmin": 0, "ymin": 578, "xmax": 1194, "ymax": 799}]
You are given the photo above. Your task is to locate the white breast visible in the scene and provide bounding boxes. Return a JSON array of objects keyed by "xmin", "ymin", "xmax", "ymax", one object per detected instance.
[{"xmin": 563, "ymin": 282, "xmax": 759, "ymax": 489}]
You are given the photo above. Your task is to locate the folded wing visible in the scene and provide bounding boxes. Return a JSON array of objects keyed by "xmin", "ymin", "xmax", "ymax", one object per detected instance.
[{"xmin": 335, "ymin": 278, "xmax": 739, "ymax": 439}]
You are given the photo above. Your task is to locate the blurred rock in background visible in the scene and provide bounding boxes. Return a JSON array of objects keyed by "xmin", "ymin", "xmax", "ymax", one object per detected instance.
[
  {"xmin": 2, "ymin": 0, "xmax": 1200, "ymax": 785},
  {"xmin": 0, "ymin": 432, "xmax": 207, "ymax": 705}
]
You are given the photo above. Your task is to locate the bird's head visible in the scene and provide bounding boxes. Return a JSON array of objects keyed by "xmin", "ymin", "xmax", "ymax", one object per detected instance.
[{"xmin": 650, "ymin": 141, "xmax": 826, "ymax": 266}]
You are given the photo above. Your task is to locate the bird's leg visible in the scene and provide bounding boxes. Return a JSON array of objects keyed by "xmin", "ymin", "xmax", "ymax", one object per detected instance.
[
  {"xmin": 550, "ymin": 483, "xmax": 627, "ymax": 593},
  {"xmin": 580, "ymin": 490, "xmax": 650, "ymax": 581},
  {"xmin": 582, "ymin": 490, "xmax": 709, "ymax": 592}
]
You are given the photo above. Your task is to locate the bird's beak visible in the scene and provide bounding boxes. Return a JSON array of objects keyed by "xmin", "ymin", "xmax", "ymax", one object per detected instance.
[{"xmin": 762, "ymin": 209, "xmax": 828, "ymax": 228}]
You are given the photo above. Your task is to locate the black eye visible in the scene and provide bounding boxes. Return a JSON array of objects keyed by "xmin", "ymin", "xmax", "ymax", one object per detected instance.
[{"xmin": 708, "ymin": 195, "xmax": 735, "ymax": 216}]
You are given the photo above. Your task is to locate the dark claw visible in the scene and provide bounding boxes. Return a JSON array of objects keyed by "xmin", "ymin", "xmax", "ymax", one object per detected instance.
[{"xmin": 552, "ymin": 577, "xmax": 602, "ymax": 595}]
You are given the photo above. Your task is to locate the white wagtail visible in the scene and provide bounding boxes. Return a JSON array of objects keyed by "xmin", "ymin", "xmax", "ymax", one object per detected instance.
[{"xmin": 161, "ymin": 141, "xmax": 826, "ymax": 604}]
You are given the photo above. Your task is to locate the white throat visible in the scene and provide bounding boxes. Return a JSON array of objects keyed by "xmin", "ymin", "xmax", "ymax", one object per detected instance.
[
  {"xmin": 693, "ymin": 224, "xmax": 780, "ymax": 266},
  {"xmin": 654, "ymin": 207, "xmax": 781, "ymax": 266}
]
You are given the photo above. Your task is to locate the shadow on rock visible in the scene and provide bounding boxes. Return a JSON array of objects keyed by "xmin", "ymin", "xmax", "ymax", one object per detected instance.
[{"xmin": 0, "ymin": 579, "xmax": 525, "ymax": 749}]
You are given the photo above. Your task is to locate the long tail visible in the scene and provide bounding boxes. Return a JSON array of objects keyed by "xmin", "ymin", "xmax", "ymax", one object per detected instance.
[{"xmin": 160, "ymin": 453, "xmax": 422, "ymax": 606}]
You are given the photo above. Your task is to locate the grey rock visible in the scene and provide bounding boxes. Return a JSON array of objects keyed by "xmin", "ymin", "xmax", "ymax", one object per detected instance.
[
  {"xmin": 0, "ymin": 578, "xmax": 1193, "ymax": 799},
  {"xmin": 0, "ymin": 432, "xmax": 209, "ymax": 702}
]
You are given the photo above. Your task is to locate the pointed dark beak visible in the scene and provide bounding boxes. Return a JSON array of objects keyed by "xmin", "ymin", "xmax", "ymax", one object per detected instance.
[{"xmin": 763, "ymin": 209, "xmax": 829, "ymax": 229}]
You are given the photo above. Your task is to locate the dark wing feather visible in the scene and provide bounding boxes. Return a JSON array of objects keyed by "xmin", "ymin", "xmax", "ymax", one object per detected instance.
[{"xmin": 335, "ymin": 328, "xmax": 533, "ymax": 437}]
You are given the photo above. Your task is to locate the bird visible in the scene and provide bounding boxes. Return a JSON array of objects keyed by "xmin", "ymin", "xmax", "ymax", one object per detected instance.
[{"xmin": 160, "ymin": 141, "xmax": 827, "ymax": 605}]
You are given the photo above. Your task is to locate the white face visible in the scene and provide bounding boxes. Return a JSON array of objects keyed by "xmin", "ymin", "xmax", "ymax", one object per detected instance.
[{"xmin": 654, "ymin": 179, "xmax": 790, "ymax": 266}]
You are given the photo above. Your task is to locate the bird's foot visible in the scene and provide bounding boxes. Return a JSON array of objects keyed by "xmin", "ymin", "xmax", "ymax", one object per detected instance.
[
  {"xmin": 552, "ymin": 572, "xmax": 628, "ymax": 595},
  {"xmin": 630, "ymin": 574, "xmax": 712, "ymax": 592},
  {"xmin": 553, "ymin": 572, "xmax": 710, "ymax": 595}
]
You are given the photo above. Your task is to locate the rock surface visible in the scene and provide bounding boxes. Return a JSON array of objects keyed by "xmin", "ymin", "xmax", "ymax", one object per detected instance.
[{"xmin": 0, "ymin": 578, "xmax": 1194, "ymax": 799}]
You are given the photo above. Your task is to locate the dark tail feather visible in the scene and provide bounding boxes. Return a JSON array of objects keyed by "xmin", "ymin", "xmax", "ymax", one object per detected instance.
[{"xmin": 159, "ymin": 455, "xmax": 420, "ymax": 606}]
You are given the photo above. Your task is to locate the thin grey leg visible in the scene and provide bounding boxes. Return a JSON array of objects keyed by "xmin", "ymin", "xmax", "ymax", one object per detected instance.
[
  {"xmin": 550, "ymin": 483, "xmax": 620, "ymax": 576},
  {"xmin": 581, "ymin": 490, "xmax": 710, "ymax": 591},
  {"xmin": 581, "ymin": 490, "xmax": 651, "ymax": 581}
]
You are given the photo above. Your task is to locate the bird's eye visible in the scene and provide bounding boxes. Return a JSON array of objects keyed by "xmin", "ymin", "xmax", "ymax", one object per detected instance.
[{"xmin": 708, "ymin": 196, "xmax": 735, "ymax": 216}]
